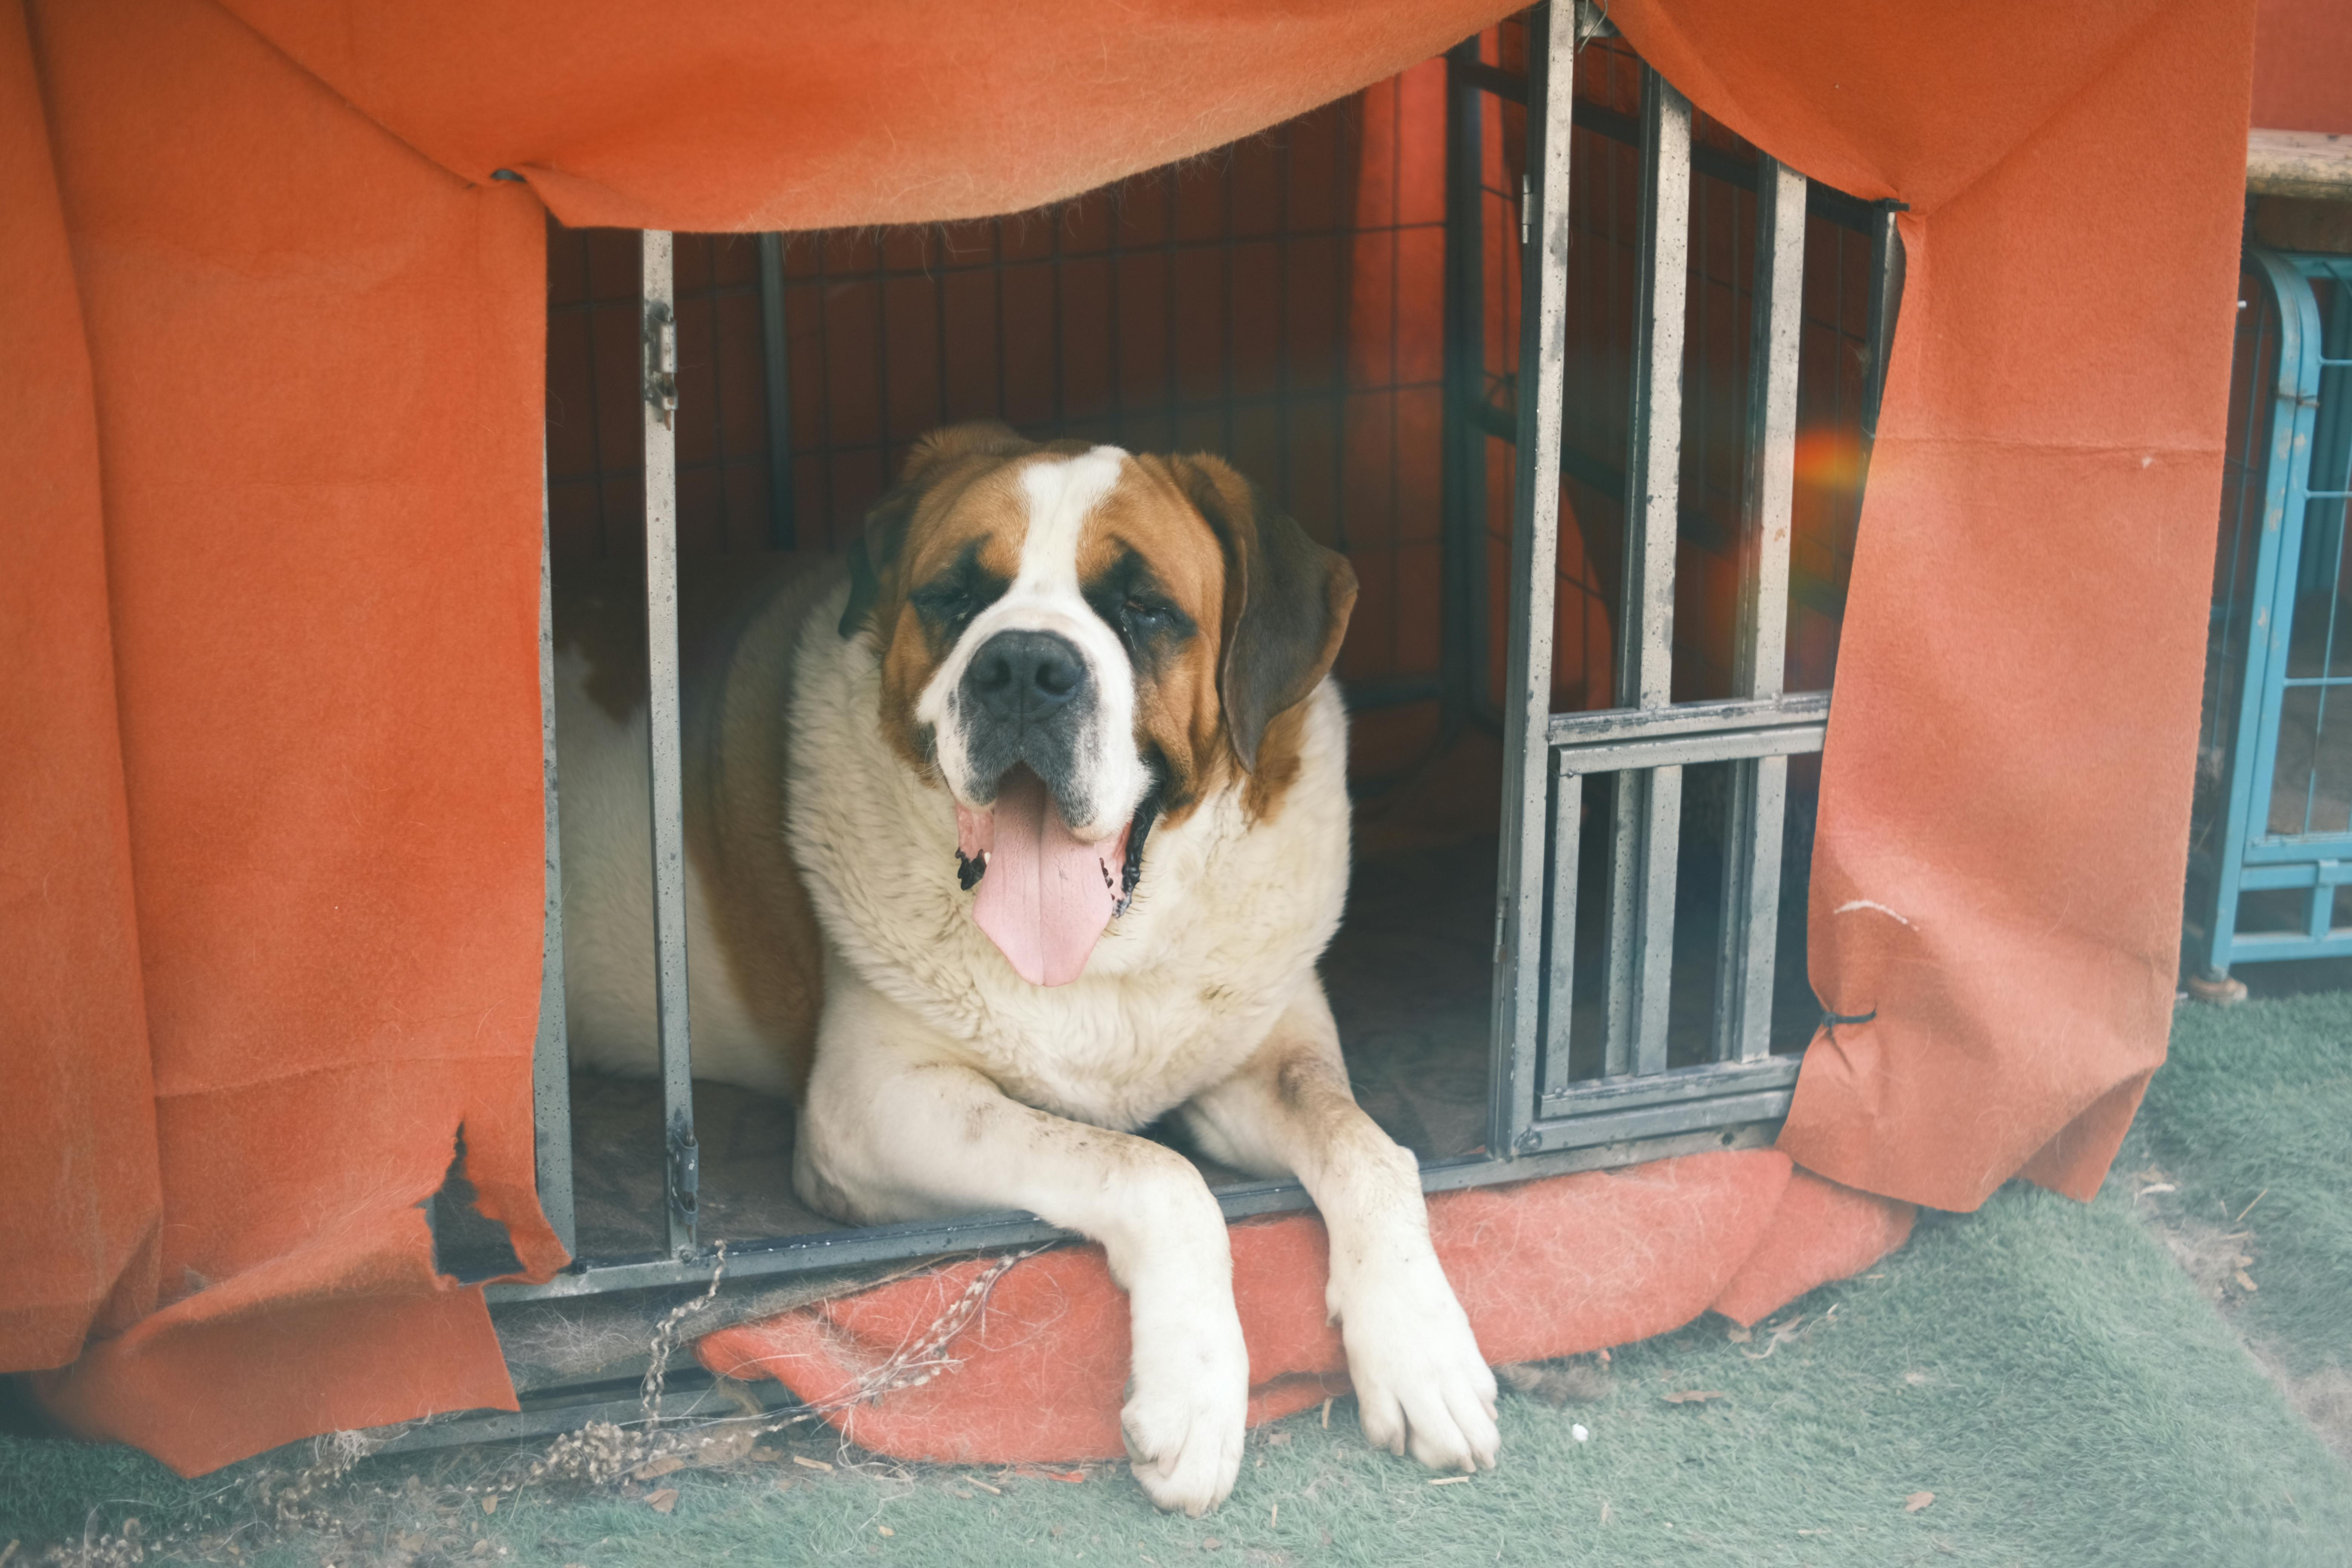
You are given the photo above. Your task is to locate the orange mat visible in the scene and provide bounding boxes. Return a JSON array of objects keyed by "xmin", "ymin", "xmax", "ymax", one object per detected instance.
[{"xmin": 696, "ymin": 1153, "xmax": 1912, "ymax": 1464}]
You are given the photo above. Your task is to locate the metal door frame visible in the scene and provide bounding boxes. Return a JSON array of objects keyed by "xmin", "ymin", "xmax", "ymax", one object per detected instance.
[
  {"xmin": 2198, "ymin": 247, "xmax": 2352, "ymax": 976},
  {"xmin": 499, "ymin": 4, "xmax": 1867, "ymax": 1305}
]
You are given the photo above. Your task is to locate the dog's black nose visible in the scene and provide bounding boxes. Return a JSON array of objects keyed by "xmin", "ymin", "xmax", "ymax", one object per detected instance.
[{"xmin": 966, "ymin": 630, "xmax": 1087, "ymax": 721}]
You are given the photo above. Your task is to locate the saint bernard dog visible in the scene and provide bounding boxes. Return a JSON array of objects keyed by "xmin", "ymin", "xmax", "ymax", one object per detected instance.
[{"xmin": 556, "ymin": 422, "xmax": 1498, "ymax": 1514}]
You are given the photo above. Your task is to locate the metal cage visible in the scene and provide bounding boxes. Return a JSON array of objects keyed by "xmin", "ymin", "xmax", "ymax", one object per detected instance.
[
  {"xmin": 498, "ymin": 2, "xmax": 1899, "ymax": 1308},
  {"xmin": 2192, "ymin": 245, "xmax": 2352, "ymax": 980}
]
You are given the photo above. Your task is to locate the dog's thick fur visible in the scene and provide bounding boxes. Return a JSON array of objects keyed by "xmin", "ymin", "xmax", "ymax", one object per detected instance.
[{"xmin": 556, "ymin": 425, "xmax": 1498, "ymax": 1514}]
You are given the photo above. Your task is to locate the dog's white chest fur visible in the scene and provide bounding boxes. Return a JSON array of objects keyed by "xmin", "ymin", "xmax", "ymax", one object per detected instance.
[{"xmin": 787, "ymin": 581, "xmax": 1352, "ymax": 1130}]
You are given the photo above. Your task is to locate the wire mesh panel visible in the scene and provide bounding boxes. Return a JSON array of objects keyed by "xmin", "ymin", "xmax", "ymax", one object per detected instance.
[{"xmin": 2194, "ymin": 248, "xmax": 2352, "ymax": 976}]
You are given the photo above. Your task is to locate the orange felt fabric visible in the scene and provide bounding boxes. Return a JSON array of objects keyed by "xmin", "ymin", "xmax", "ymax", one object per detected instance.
[
  {"xmin": 2254, "ymin": 0, "xmax": 2352, "ymax": 132},
  {"xmin": 217, "ymin": 0, "xmax": 1525, "ymax": 235},
  {"xmin": 0, "ymin": 0, "xmax": 162, "ymax": 1372},
  {"xmin": 10, "ymin": 0, "xmax": 567, "ymax": 1470},
  {"xmin": 1614, "ymin": 0, "xmax": 2257, "ymax": 1211},
  {"xmin": 694, "ymin": 1152, "xmax": 1912, "ymax": 1464},
  {"xmin": 1710, "ymin": 1171, "xmax": 1916, "ymax": 1329}
]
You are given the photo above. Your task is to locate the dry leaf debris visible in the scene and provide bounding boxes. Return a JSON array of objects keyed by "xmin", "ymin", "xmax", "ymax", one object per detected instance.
[{"xmin": 1497, "ymin": 1358, "xmax": 1612, "ymax": 1406}]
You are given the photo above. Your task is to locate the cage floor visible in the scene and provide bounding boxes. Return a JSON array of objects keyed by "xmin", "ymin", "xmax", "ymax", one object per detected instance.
[{"xmin": 564, "ymin": 839, "xmax": 1502, "ymax": 1261}]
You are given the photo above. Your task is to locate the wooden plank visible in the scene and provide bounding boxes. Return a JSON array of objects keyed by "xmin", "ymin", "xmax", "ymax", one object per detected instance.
[{"xmin": 2249, "ymin": 129, "xmax": 2352, "ymax": 199}]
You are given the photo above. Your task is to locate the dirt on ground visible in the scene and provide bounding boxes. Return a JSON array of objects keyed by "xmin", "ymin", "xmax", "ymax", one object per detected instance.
[
  {"xmin": 2128, "ymin": 1165, "xmax": 2352, "ymax": 1465},
  {"xmin": 15, "ymin": 1408, "xmax": 902, "ymax": 1568}
]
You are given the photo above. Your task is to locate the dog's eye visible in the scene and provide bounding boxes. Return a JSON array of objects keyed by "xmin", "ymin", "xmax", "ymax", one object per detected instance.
[
  {"xmin": 1123, "ymin": 597, "xmax": 1170, "ymax": 624},
  {"xmin": 911, "ymin": 583, "xmax": 974, "ymax": 623}
]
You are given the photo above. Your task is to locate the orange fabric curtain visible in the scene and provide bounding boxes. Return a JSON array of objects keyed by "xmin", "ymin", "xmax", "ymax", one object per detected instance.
[
  {"xmin": 0, "ymin": 0, "xmax": 159, "ymax": 1374},
  {"xmin": 2254, "ymin": 0, "xmax": 2352, "ymax": 131},
  {"xmin": 13, "ymin": 0, "xmax": 567, "ymax": 1470},
  {"xmin": 217, "ymin": 0, "xmax": 1527, "ymax": 235},
  {"xmin": 1612, "ymin": 0, "xmax": 2257, "ymax": 1207}
]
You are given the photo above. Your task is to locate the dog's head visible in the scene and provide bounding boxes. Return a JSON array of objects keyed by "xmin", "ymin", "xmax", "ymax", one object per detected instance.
[{"xmin": 838, "ymin": 422, "xmax": 1357, "ymax": 985}]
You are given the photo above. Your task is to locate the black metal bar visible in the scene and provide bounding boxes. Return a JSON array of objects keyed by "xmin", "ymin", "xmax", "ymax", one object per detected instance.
[
  {"xmin": 1808, "ymin": 182, "xmax": 1886, "ymax": 237},
  {"xmin": 1454, "ymin": 58, "xmax": 1528, "ymax": 103},
  {"xmin": 1442, "ymin": 37, "xmax": 1490, "ymax": 740},
  {"xmin": 1861, "ymin": 202, "xmax": 1907, "ymax": 445},
  {"xmin": 757, "ymin": 233, "xmax": 796, "ymax": 550}
]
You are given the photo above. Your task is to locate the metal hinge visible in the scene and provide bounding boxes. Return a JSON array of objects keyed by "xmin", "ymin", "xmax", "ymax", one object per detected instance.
[
  {"xmin": 644, "ymin": 300, "xmax": 679, "ymax": 429},
  {"xmin": 666, "ymin": 1111, "xmax": 700, "ymax": 1253},
  {"xmin": 1520, "ymin": 173, "xmax": 1531, "ymax": 248}
]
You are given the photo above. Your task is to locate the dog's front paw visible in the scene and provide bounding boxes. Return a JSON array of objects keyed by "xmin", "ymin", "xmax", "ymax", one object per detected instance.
[
  {"xmin": 1121, "ymin": 1319, "xmax": 1249, "ymax": 1516},
  {"xmin": 1335, "ymin": 1250, "xmax": 1500, "ymax": 1475}
]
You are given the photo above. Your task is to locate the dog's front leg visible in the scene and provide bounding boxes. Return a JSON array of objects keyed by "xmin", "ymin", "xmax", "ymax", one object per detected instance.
[
  {"xmin": 1180, "ymin": 982, "xmax": 1499, "ymax": 1474},
  {"xmin": 793, "ymin": 972, "xmax": 1248, "ymax": 1516}
]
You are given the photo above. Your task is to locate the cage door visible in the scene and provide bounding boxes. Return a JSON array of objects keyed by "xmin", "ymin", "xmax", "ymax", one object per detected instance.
[
  {"xmin": 2202, "ymin": 249, "xmax": 2352, "ymax": 975},
  {"xmin": 1484, "ymin": 10, "xmax": 1844, "ymax": 1159}
]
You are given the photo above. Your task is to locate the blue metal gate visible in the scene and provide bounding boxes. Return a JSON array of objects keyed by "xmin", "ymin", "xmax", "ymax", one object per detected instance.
[{"xmin": 2194, "ymin": 247, "xmax": 2352, "ymax": 984}]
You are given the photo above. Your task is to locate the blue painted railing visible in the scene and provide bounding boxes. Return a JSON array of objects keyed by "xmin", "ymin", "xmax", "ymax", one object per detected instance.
[{"xmin": 2193, "ymin": 248, "xmax": 2352, "ymax": 982}]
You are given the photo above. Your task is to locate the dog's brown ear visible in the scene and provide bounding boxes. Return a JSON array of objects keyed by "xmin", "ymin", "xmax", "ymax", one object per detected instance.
[
  {"xmin": 840, "ymin": 422, "xmax": 1032, "ymax": 639},
  {"xmin": 837, "ymin": 487, "xmax": 918, "ymax": 640},
  {"xmin": 1173, "ymin": 455, "xmax": 1358, "ymax": 773}
]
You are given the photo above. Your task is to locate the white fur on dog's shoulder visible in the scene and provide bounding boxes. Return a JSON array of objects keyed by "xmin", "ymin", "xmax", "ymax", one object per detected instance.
[{"xmin": 786, "ymin": 578, "xmax": 1351, "ymax": 1131}]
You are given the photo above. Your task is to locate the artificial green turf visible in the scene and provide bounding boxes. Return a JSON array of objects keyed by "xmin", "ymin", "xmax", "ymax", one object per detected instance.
[
  {"xmin": 6, "ymin": 1002, "xmax": 2351, "ymax": 1566},
  {"xmin": 2141, "ymin": 988, "xmax": 2352, "ymax": 1381}
]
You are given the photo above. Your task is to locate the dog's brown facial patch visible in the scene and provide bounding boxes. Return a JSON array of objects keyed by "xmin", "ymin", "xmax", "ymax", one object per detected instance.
[
  {"xmin": 1076, "ymin": 466, "xmax": 1231, "ymax": 823},
  {"xmin": 1123, "ymin": 453, "xmax": 1357, "ymax": 825},
  {"xmin": 875, "ymin": 484, "xmax": 1026, "ymax": 774},
  {"xmin": 855, "ymin": 429, "xmax": 1075, "ymax": 775}
]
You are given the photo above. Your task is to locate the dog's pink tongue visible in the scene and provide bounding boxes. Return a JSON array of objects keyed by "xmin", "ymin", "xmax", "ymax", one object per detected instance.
[{"xmin": 968, "ymin": 769, "xmax": 1119, "ymax": 987}]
